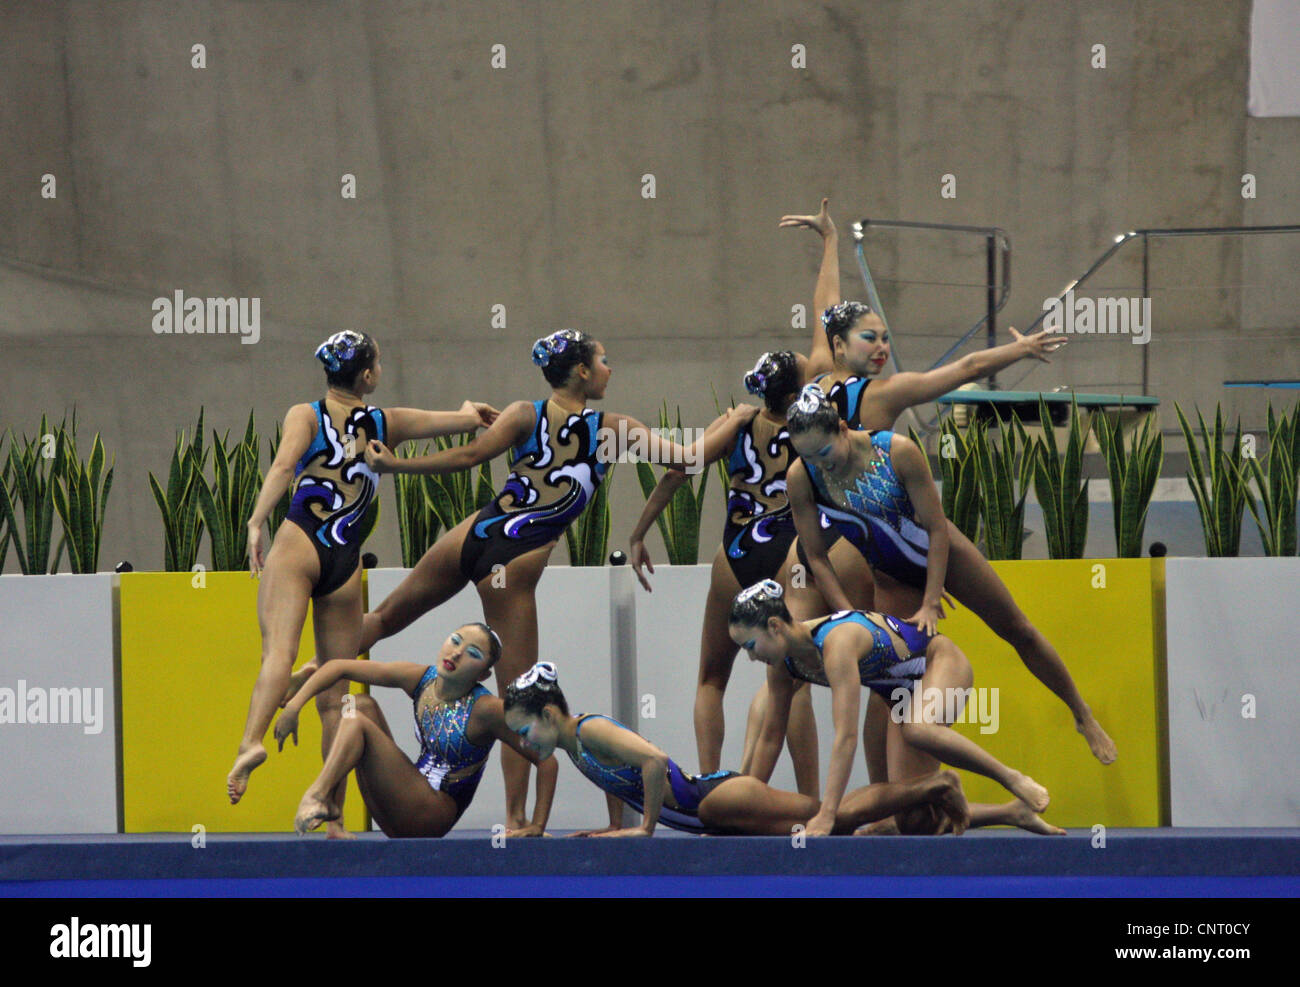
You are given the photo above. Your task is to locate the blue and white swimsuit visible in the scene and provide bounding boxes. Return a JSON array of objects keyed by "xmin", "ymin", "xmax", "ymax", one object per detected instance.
[
  {"xmin": 566, "ymin": 714, "xmax": 740, "ymax": 835},
  {"xmin": 803, "ymin": 429, "xmax": 930, "ymax": 590},
  {"xmin": 411, "ymin": 665, "xmax": 493, "ymax": 815},
  {"xmin": 784, "ymin": 610, "xmax": 932, "ymax": 699}
]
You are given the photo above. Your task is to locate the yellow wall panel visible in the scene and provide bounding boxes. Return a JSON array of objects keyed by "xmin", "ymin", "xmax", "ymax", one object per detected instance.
[
  {"xmin": 119, "ymin": 572, "xmax": 369, "ymax": 833},
  {"xmin": 940, "ymin": 558, "xmax": 1165, "ymax": 827}
]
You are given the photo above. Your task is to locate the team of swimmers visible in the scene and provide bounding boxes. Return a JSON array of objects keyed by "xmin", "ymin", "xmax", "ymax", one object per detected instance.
[{"xmin": 226, "ymin": 198, "xmax": 1112, "ymax": 837}]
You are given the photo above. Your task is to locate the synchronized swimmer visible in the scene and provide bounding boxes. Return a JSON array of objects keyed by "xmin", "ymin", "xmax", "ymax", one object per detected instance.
[{"xmin": 230, "ymin": 198, "xmax": 1117, "ymax": 838}]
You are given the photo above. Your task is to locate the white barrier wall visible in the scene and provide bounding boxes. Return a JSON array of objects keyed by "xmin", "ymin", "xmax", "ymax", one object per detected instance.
[
  {"xmin": 366, "ymin": 566, "xmax": 616, "ymax": 831},
  {"xmin": 1165, "ymin": 558, "xmax": 1300, "ymax": 826},
  {"xmin": 0, "ymin": 574, "xmax": 119, "ymax": 833}
]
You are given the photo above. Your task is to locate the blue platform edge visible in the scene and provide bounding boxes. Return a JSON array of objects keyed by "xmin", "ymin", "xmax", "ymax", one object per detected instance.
[{"xmin": 2, "ymin": 829, "xmax": 1297, "ymax": 883}]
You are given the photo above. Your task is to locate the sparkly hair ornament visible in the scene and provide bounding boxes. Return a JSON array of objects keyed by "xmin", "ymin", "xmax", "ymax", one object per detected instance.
[
  {"xmin": 315, "ymin": 330, "xmax": 366, "ymax": 372},
  {"xmin": 794, "ymin": 383, "xmax": 827, "ymax": 415},
  {"xmin": 821, "ymin": 300, "xmax": 874, "ymax": 332},
  {"xmin": 514, "ymin": 661, "xmax": 559, "ymax": 690},
  {"xmin": 531, "ymin": 329, "xmax": 584, "ymax": 368},
  {"xmin": 737, "ymin": 578, "xmax": 784, "ymax": 604},
  {"xmin": 744, "ymin": 352, "xmax": 776, "ymax": 396},
  {"xmin": 730, "ymin": 577, "xmax": 792, "ymax": 626}
]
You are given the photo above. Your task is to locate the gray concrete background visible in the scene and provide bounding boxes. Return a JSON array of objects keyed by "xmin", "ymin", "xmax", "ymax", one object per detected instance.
[{"xmin": 2, "ymin": 0, "xmax": 1297, "ymax": 572}]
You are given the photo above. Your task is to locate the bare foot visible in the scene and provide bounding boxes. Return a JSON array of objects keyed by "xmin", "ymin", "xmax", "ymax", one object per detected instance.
[
  {"xmin": 854, "ymin": 818, "xmax": 900, "ymax": 836},
  {"xmin": 931, "ymin": 770, "xmax": 970, "ymax": 835},
  {"xmin": 1007, "ymin": 771, "xmax": 1049, "ymax": 813},
  {"xmin": 281, "ymin": 662, "xmax": 318, "ymax": 708},
  {"xmin": 227, "ymin": 745, "xmax": 267, "ymax": 804},
  {"xmin": 294, "ymin": 792, "xmax": 341, "ymax": 835},
  {"xmin": 325, "ymin": 821, "xmax": 356, "ymax": 840},
  {"xmin": 1077, "ymin": 712, "xmax": 1117, "ymax": 765},
  {"xmin": 1009, "ymin": 800, "xmax": 1066, "ymax": 836}
]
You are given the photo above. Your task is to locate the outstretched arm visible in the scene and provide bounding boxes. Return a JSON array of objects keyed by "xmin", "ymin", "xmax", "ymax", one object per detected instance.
[
  {"xmin": 787, "ymin": 461, "xmax": 854, "ymax": 612},
  {"xmin": 890, "ymin": 436, "xmax": 950, "ymax": 636},
  {"xmin": 273, "ymin": 660, "xmax": 428, "ymax": 749},
  {"xmin": 871, "ymin": 327, "xmax": 1067, "ymax": 424},
  {"xmin": 365, "ymin": 400, "xmax": 534, "ymax": 475},
  {"xmin": 605, "ymin": 405, "xmax": 757, "ymax": 475},
  {"xmin": 779, "ymin": 196, "xmax": 839, "ymax": 377},
  {"xmin": 385, "ymin": 401, "xmax": 498, "ymax": 447}
]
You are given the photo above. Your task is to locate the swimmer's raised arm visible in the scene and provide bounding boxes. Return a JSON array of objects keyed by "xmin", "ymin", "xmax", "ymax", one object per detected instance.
[{"xmin": 779, "ymin": 196, "xmax": 839, "ymax": 377}]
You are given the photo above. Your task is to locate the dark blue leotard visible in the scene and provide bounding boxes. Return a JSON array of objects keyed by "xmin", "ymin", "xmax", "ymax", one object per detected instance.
[
  {"xmin": 285, "ymin": 398, "xmax": 387, "ymax": 596},
  {"xmin": 817, "ymin": 373, "xmax": 871, "ymax": 430},
  {"xmin": 723, "ymin": 413, "xmax": 798, "ymax": 585},
  {"xmin": 459, "ymin": 398, "xmax": 610, "ymax": 583}
]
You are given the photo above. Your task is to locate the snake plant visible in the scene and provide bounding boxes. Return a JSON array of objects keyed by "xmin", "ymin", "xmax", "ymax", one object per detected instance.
[
  {"xmin": 971, "ymin": 410, "xmax": 1037, "ymax": 560},
  {"xmin": 1031, "ymin": 396, "xmax": 1090, "ymax": 559},
  {"xmin": 1243, "ymin": 402, "xmax": 1300, "ymax": 556},
  {"xmin": 50, "ymin": 413, "xmax": 115, "ymax": 573},
  {"xmin": 0, "ymin": 415, "xmax": 69, "ymax": 574},
  {"xmin": 1095, "ymin": 409, "xmax": 1163, "ymax": 558},
  {"xmin": 1176, "ymin": 403, "xmax": 1249, "ymax": 557}
]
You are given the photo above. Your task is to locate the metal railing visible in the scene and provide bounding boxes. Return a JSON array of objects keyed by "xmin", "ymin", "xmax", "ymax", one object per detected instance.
[
  {"xmin": 1008, "ymin": 225, "xmax": 1300, "ymax": 395},
  {"xmin": 852, "ymin": 218, "xmax": 1012, "ymax": 389}
]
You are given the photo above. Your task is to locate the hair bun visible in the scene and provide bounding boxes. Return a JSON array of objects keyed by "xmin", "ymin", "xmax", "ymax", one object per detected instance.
[
  {"xmin": 737, "ymin": 578, "xmax": 784, "ymax": 604},
  {"xmin": 514, "ymin": 661, "xmax": 559, "ymax": 689},
  {"xmin": 794, "ymin": 383, "xmax": 827, "ymax": 415},
  {"xmin": 744, "ymin": 352, "xmax": 774, "ymax": 396}
]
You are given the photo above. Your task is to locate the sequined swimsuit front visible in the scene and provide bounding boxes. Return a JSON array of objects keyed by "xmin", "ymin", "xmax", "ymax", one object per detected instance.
[{"xmin": 411, "ymin": 665, "xmax": 494, "ymax": 815}]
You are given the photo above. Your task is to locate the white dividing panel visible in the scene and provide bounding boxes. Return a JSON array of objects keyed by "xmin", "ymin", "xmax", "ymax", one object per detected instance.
[
  {"xmin": 1165, "ymin": 558, "xmax": 1300, "ymax": 826},
  {"xmin": 0, "ymin": 574, "xmax": 118, "ymax": 833},
  {"xmin": 365, "ymin": 566, "xmax": 614, "ymax": 831}
]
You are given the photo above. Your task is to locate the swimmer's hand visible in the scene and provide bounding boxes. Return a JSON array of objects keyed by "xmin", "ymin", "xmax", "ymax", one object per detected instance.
[
  {"xmin": 590, "ymin": 827, "xmax": 652, "ymax": 838},
  {"xmin": 364, "ymin": 439, "xmax": 397, "ymax": 473},
  {"xmin": 630, "ymin": 538, "xmax": 655, "ymax": 592},
  {"xmin": 778, "ymin": 197, "xmax": 835, "ymax": 239},
  {"xmin": 247, "ymin": 524, "xmax": 265, "ymax": 577},
  {"xmin": 461, "ymin": 399, "xmax": 499, "ymax": 429},
  {"xmin": 804, "ymin": 811, "xmax": 836, "ymax": 838},
  {"xmin": 905, "ymin": 600, "xmax": 945, "ymax": 637},
  {"xmin": 505, "ymin": 824, "xmax": 545, "ymax": 838},
  {"xmin": 1010, "ymin": 325, "xmax": 1067, "ymax": 363},
  {"xmin": 569, "ymin": 826, "xmax": 621, "ymax": 837},
  {"xmin": 727, "ymin": 403, "xmax": 760, "ymax": 425},
  {"xmin": 274, "ymin": 709, "xmax": 299, "ymax": 751}
]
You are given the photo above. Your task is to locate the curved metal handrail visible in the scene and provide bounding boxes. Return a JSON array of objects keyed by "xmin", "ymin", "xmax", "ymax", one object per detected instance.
[{"xmin": 1005, "ymin": 224, "xmax": 1300, "ymax": 394}]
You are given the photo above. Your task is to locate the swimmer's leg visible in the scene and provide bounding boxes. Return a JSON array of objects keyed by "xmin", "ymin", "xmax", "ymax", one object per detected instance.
[
  {"xmin": 945, "ymin": 525, "xmax": 1116, "ymax": 764},
  {"xmin": 310, "ymin": 565, "xmax": 365, "ymax": 839},
  {"xmin": 479, "ymin": 541, "xmax": 556, "ymax": 833},
  {"xmin": 695, "ymin": 548, "xmax": 742, "ymax": 775},
  {"xmin": 229, "ymin": 525, "xmax": 315, "ymax": 804}
]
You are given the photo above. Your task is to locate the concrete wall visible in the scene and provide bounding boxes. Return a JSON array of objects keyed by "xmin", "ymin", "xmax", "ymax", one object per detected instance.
[{"xmin": 1, "ymin": 0, "xmax": 1297, "ymax": 574}]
